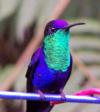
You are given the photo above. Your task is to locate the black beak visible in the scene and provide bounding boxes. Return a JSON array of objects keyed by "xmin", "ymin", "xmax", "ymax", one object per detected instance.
[{"xmin": 64, "ymin": 22, "xmax": 85, "ymax": 31}]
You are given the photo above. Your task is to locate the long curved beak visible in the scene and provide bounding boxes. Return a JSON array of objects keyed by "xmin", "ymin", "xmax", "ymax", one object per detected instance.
[{"xmin": 64, "ymin": 22, "xmax": 85, "ymax": 31}]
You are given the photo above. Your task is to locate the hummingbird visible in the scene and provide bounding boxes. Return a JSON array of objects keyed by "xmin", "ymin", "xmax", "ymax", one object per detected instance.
[{"xmin": 26, "ymin": 19, "xmax": 85, "ymax": 112}]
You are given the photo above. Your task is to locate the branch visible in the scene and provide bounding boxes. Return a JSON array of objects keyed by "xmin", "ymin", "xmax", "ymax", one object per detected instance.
[{"xmin": 0, "ymin": 91, "xmax": 100, "ymax": 104}]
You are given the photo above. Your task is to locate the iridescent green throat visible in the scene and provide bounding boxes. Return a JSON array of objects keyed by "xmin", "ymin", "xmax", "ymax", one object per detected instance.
[{"xmin": 43, "ymin": 30, "xmax": 70, "ymax": 72}]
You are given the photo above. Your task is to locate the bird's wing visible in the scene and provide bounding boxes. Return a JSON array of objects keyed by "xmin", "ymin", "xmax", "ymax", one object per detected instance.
[
  {"xmin": 69, "ymin": 54, "xmax": 73, "ymax": 74},
  {"xmin": 26, "ymin": 47, "xmax": 53, "ymax": 112},
  {"xmin": 66, "ymin": 54, "xmax": 73, "ymax": 81},
  {"xmin": 25, "ymin": 48, "xmax": 41, "ymax": 92}
]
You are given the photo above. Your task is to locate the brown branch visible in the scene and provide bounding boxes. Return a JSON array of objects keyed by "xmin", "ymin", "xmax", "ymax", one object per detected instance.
[{"xmin": 50, "ymin": 0, "xmax": 70, "ymax": 19}]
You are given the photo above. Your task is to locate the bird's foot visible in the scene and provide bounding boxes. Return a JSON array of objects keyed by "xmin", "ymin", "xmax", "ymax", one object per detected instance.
[
  {"xmin": 37, "ymin": 90, "xmax": 45, "ymax": 100},
  {"xmin": 60, "ymin": 89, "xmax": 66, "ymax": 100},
  {"xmin": 50, "ymin": 89, "xmax": 66, "ymax": 106}
]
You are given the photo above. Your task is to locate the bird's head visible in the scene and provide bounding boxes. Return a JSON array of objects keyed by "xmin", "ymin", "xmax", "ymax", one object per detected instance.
[
  {"xmin": 43, "ymin": 20, "xmax": 85, "ymax": 71},
  {"xmin": 44, "ymin": 19, "xmax": 85, "ymax": 36}
]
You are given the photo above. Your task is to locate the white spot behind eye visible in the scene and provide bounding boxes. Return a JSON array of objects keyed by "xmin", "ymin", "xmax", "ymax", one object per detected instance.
[{"xmin": 50, "ymin": 27, "xmax": 56, "ymax": 33}]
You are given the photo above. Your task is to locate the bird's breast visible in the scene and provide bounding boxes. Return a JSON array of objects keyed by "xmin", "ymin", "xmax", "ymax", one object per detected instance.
[
  {"xmin": 32, "ymin": 49, "xmax": 71, "ymax": 91},
  {"xmin": 44, "ymin": 46, "xmax": 70, "ymax": 72},
  {"xmin": 43, "ymin": 30, "xmax": 70, "ymax": 72}
]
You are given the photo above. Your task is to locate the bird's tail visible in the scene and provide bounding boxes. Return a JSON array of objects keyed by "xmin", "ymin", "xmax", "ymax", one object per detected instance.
[{"xmin": 26, "ymin": 100, "xmax": 53, "ymax": 112}]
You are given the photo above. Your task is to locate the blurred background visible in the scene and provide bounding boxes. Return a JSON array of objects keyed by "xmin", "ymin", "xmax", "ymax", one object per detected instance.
[{"xmin": 0, "ymin": 0, "xmax": 100, "ymax": 112}]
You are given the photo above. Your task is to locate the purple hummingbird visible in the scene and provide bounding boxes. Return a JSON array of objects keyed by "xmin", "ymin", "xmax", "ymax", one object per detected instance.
[{"xmin": 26, "ymin": 19, "xmax": 85, "ymax": 112}]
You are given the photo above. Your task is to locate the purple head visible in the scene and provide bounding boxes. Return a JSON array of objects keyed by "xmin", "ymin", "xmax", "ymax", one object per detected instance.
[{"xmin": 44, "ymin": 19, "xmax": 85, "ymax": 36}]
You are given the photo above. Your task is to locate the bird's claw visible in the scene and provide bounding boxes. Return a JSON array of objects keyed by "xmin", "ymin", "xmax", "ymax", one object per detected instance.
[
  {"xmin": 50, "ymin": 90, "xmax": 66, "ymax": 105},
  {"xmin": 60, "ymin": 89, "xmax": 66, "ymax": 100},
  {"xmin": 37, "ymin": 90, "xmax": 45, "ymax": 100}
]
